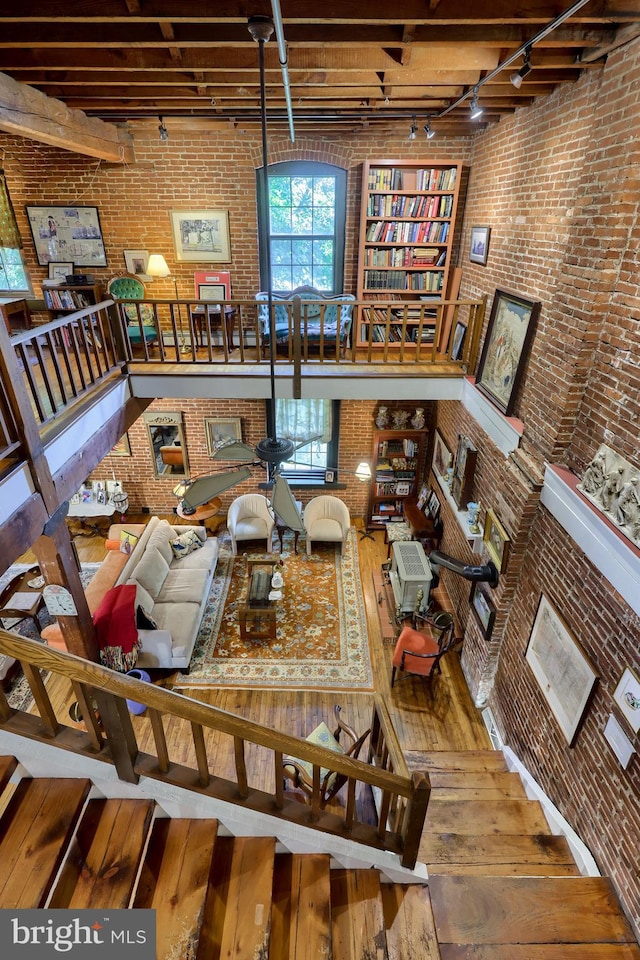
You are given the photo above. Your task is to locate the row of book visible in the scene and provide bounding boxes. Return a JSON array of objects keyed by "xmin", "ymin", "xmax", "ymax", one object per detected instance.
[
  {"xmin": 366, "ymin": 193, "xmax": 455, "ymax": 218},
  {"xmin": 44, "ymin": 289, "xmax": 93, "ymax": 310},
  {"xmin": 365, "ymin": 247, "xmax": 440, "ymax": 267},
  {"xmin": 367, "ymin": 167, "xmax": 458, "ymax": 191},
  {"xmin": 364, "ymin": 271, "xmax": 444, "ymax": 291},
  {"xmin": 366, "ymin": 219, "xmax": 450, "ymax": 243}
]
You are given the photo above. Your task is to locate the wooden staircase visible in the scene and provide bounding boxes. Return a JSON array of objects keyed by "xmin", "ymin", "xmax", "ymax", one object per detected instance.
[{"xmin": 0, "ymin": 753, "xmax": 637, "ymax": 960}]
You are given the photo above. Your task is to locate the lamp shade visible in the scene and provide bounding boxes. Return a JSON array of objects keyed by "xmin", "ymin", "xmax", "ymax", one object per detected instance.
[
  {"xmin": 355, "ymin": 461, "xmax": 372, "ymax": 481},
  {"xmin": 146, "ymin": 254, "xmax": 171, "ymax": 278}
]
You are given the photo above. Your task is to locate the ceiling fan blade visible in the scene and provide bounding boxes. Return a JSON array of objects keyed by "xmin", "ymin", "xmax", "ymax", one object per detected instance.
[
  {"xmin": 211, "ymin": 440, "xmax": 258, "ymax": 462},
  {"xmin": 182, "ymin": 466, "xmax": 252, "ymax": 510},
  {"xmin": 270, "ymin": 474, "xmax": 305, "ymax": 533},
  {"xmin": 293, "ymin": 434, "xmax": 323, "ymax": 452}
]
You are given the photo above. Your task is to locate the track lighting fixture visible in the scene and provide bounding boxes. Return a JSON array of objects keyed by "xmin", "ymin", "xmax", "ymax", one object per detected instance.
[
  {"xmin": 408, "ymin": 116, "xmax": 417, "ymax": 140},
  {"xmin": 510, "ymin": 47, "xmax": 532, "ymax": 88},
  {"xmin": 424, "ymin": 117, "xmax": 435, "ymax": 140},
  {"xmin": 469, "ymin": 90, "xmax": 483, "ymax": 120},
  {"xmin": 158, "ymin": 116, "xmax": 169, "ymax": 141}
]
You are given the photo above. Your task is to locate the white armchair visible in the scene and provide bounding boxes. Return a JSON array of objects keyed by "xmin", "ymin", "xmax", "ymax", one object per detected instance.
[
  {"xmin": 304, "ymin": 495, "xmax": 351, "ymax": 557},
  {"xmin": 227, "ymin": 494, "xmax": 275, "ymax": 556}
]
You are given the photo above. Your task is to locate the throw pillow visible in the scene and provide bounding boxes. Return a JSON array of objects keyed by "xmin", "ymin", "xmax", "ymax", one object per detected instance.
[
  {"xmin": 120, "ymin": 530, "xmax": 139, "ymax": 555},
  {"xmin": 170, "ymin": 529, "xmax": 203, "ymax": 559},
  {"xmin": 136, "ymin": 604, "xmax": 157, "ymax": 630}
]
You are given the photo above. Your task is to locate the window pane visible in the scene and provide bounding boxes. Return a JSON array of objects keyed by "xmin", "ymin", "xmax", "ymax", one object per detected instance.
[
  {"xmin": 271, "ymin": 239, "xmax": 291, "ymax": 264},
  {"xmin": 291, "ymin": 177, "xmax": 313, "ymax": 206},
  {"xmin": 270, "ymin": 207, "xmax": 292, "ymax": 234},
  {"xmin": 272, "ymin": 265, "xmax": 292, "ymax": 290},
  {"xmin": 313, "ymin": 207, "xmax": 334, "ymax": 233},
  {"xmin": 291, "ymin": 207, "xmax": 313, "ymax": 234},
  {"xmin": 269, "ymin": 177, "xmax": 291, "ymax": 206},
  {"xmin": 313, "ymin": 178, "xmax": 335, "ymax": 206},
  {"xmin": 313, "ymin": 239, "xmax": 333, "ymax": 265},
  {"xmin": 0, "ymin": 248, "xmax": 28, "ymax": 292},
  {"xmin": 291, "ymin": 239, "xmax": 312, "ymax": 265},
  {"xmin": 312, "ymin": 266, "xmax": 332, "ymax": 290},
  {"xmin": 292, "ymin": 265, "xmax": 313, "ymax": 288}
]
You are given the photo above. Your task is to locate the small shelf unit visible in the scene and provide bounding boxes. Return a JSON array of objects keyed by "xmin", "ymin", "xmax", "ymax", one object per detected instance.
[
  {"xmin": 43, "ymin": 282, "xmax": 105, "ymax": 321},
  {"xmin": 356, "ymin": 159, "xmax": 463, "ymax": 351},
  {"xmin": 366, "ymin": 428, "xmax": 428, "ymax": 531}
]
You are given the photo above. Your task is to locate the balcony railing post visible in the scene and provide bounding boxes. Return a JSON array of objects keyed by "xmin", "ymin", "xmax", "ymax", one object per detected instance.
[{"xmin": 400, "ymin": 770, "xmax": 431, "ymax": 869}]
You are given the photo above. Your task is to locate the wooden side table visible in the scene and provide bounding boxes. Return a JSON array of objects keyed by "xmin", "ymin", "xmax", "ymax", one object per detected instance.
[
  {"xmin": 177, "ymin": 497, "xmax": 224, "ymax": 535},
  {"xmin": 275, "ymin": 499, "xmax": 303, "ymax": 553}
]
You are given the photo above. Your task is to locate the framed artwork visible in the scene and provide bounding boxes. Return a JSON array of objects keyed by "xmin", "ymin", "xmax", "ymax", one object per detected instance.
[
  {"xmin": 111, "ymin": 433, "xmax": 131, "ymax": 457},
  {"xmin": 427, "ymin": 490, "xmax": 440, "ymax": 520},
  {"xmin": 482, "ymin": 508, "xmax": 510, "ymax": 572},
  {"xmin": 469, "ymin": 225, "xmax": 491, "ymax": 265},
  {"xmin": 123, "ymin": 249, "xmax": 151, "ymax": 280},
  {"xmin": 48, "ymin": 261, "xmax": 74, "ymax": 282},
  {"xmin": 25, "ymin": 205, "xmax": 107, "ymax": 267},
  {"xmin": 205, "ymin": 417, "xmax": 242, "ymax": 455},
  {"xmin": 452, "ymin": 433, "xmax": 477, "ymax": 509},
  {"xmin": 416, "ymin": 482, "xmax": 429, "ymax": 511},
  {"xmin": 194, "ymin": 270, "xmax": 231, "ymax": 300},
  {"xmin": 469, "ymin": 581, "xmax": 496, "ymax": 640},
  {"xmin": 170, "ymin": 209, "xmax": 231, "ymax": 262},
  {"xmin": 525, "ymin": 594, "xmax": 598, "ymax": 746},
  {"xmin": 451, "ymin": 320, "xmax": 467, "ymax": 361},
  {"xmin": 613, "ymin": 667, "xmax": 640, "ymax": 734},
  {"xmin": 324, "ymin": 469, "xmax": 336, "ymax": 484},
  {"xmin": 432, "ymin": 429, "xmax": 452, "ymax": 479},
  {"xmin": 475, "ymin": 288, "xmax": 541, "ymax": 416}
]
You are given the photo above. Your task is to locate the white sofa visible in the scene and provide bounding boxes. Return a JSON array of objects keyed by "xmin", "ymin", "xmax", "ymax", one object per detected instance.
[{"xmin": 116, "ymin": 516, "xmax": 219, "ymax": 671}]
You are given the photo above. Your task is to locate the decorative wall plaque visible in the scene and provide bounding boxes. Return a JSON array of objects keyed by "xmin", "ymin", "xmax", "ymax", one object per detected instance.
[{"xmin": 578, "ymin": 443, "xmax": 640, "ymax": 548}]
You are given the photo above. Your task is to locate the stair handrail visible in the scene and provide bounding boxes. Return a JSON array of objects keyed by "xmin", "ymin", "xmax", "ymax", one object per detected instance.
[{"xmin": 0, "ymin": 629, "xmax": 429, "ymax": 868}]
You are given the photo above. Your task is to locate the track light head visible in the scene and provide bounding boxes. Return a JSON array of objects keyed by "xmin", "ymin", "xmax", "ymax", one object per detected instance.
[
  {"xmin": 424, "ymin": 118, "xmax": 436, "ymax": 140},
  {"xmin": 158, "ymin": 116, "xmax": 169, "ymax": 141},
  {"xmin": 510, "ymin": 47, "xmax": 532, "ymax": 88},
  {"xmin": 469, "ymin": 90, "xmax": 483, "ymax": 120},
  {"xmin": 408, "ymin": 115, "xmax": 417, "ymax": 140}
]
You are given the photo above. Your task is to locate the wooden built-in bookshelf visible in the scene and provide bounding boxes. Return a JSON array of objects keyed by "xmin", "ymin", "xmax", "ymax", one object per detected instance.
[{"xmin": 366, "ymin": 428, "xmax": 428, "ymax": 531}]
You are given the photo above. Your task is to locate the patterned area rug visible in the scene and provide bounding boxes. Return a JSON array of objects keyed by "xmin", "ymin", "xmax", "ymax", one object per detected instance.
[
  {"xmin": 175, "ymin": 527, "xmax": 373, "ymax": 690},
  {"xmin": 0, "ymin": 563, "xmax": 99, "ymax": 710}
]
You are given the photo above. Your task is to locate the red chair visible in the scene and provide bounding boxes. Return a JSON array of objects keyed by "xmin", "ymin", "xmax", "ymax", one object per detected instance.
[{"xmin": 391, "ymin": 616, "xmax": 460, "ymax": 695}]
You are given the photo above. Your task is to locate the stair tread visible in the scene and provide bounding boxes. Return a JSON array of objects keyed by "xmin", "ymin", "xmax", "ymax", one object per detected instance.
[
  {"xmin": 421, "ymin": 833, "xmax": 578, "ymax": 868},
  {"xmin": 405, "ymin": 751, "xmax": 508, "ymax": 773},
  {"xmin": 331, "ymin": 868, "xmax": 387, "ymax": 960},
  {"xmin": 428, "ymin": 770, "xmax": 528, "ymax": 799},
  {"xmin": 382, "ymin": 883, "xmax": 440, "ymax": 960},
  {"xmin": 201, "ymin": 836, "xmax": 275, "ymax": 960},
  {"xmin": 51, "ymin": 798, "xmax": 154, "ymax": 909},
  {"xmin": 424, "ymin": 798, "xmax": 550, "ymax": 835},
  {"xmin": 440, "ymin": 946, "xmax": 640, "ymax": 959},
  {"xmin": 134, "ymin": 818, "xmax": 219, "ymax": 960},
  {"xmin": 0, "ymin": 778, "xmax": 91, "ymax": 908},
  {"xmin": 430, "ymin": 875, "xmax": 637, "ymax": 944},
  {"xmin": 270, "ymin": 853, "xmax": 331, "ymax": 960}
]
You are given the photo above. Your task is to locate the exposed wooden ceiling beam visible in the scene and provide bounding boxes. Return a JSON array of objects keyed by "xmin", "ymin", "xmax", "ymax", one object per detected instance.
[{"xmin": 0, "ymin": 71, "xmax": 134, "ymax": 162}]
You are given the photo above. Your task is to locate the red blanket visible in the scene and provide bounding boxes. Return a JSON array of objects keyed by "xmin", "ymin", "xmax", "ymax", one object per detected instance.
[{"xmin": 93, "ymin": 584, "xmax": 139, "ymax": 672}]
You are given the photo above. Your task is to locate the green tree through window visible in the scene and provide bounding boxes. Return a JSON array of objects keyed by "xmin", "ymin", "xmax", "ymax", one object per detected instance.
[
  {"xmin": 258, "ymin": 161, "xmax": 346, "ymax": 294},
  {"xmin": 0, "ymin": 171, "xmax": 30, "ymax": 294}
]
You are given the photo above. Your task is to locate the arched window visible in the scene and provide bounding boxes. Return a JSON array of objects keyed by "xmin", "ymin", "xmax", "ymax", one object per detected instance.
[{"xmin": 257, "ymin": 160, "xmax": 347, "ymax": 294}]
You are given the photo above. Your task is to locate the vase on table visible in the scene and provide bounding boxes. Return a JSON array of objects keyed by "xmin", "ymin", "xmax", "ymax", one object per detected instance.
[{"xmin": 375, "ymin": 406, "xmax": 389, "ymax": 428}]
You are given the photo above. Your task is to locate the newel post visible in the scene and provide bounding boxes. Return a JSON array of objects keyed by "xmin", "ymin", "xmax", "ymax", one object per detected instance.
[{"xmin": 400, "ymin": 770, "xmax": 431, "ymax": 869}]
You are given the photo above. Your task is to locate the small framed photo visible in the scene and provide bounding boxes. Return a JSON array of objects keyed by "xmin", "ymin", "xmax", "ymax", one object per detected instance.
[
  {"xmin": 469, "ymin": 225, "xmax": 491, "ymax": 265},
  {"xmin": 205, "ymin": 417, "xmax": 242, "ymax": 455},
  {"xmin": 469, "ymin": 581, "xmax": 496, "ymax": 641},
  {"xmin": 123, "ymin": 249, "xmax": 151, "ymax": 280},
  {"xmin": 80, "ymin": 486, "xmax": 93, "ymax": 503},
  {"xmin": 613, "ymin": 667, "xmax": 640, "ymax": 734},
  {"xmin": 324, "ymin": 469, "xmax": 336, "ymax": 484},
  {"xmin": 48, "ymin": 261, "xmax": 74, "ymax": 282},
  {"xmin": 92, "ymin": 481, "xmax": 107, "ymax": 505},
  {"xmin": 451, "ymin": 320, "xmax": 467, "ymax": 361},
  {"xmin": 482, "ymin": 508, "xmax": 510, "ymax": 573},
  {"xmin": 395, "ymin": 481, "xmax": 411, "ymax": 496},
  {"xmin": 170, "ymin": 209, "xmax": 231, "ymax": 262},
  {"xmin": 427, "ymin": 490, "xmax": 440, "ymax": 520},
  {"xmin": 416, "ymin": 482, "xmax": 429, "ymax": 511}
]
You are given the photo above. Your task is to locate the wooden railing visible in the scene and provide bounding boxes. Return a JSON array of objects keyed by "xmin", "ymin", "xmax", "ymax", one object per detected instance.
[{"xmin": 0, "ymin": 629, "xmax": 430, "ymax": 869}]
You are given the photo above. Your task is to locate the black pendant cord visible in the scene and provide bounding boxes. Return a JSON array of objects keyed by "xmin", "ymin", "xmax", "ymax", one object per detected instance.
[{"xmin": 257, "ymin": 34, "xmax": 277, "ymax": 434}]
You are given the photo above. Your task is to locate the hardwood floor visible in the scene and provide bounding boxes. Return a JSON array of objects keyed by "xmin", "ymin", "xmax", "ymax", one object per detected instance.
[{"xmin": 18, "ymin": 514, "xmax": 491, "ymax": 773}]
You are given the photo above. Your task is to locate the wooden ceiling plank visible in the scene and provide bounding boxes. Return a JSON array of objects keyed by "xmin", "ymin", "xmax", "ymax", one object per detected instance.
[{"xmin": 0, "ymin": 71, "xmax": 134, "ymax": 161}]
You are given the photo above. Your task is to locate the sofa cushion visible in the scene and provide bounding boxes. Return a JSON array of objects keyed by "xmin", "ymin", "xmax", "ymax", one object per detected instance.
[
  {"xmin": 134, "ymin": 582, "xmax": 155, "ymax": 612},
  {"xmin": 132, "ymin": 548, "xmax": 169, "ymax": 598},
  {"xmin": 160, "ymin": 568, "xmax": 209, "ymax": 604},
  {"xmin": 151, "ymin": 601, "xmax": 201, "ymax": 651},
  {"xmin": 147, "ymin": 528, "xmax": 174, "ymax": 565},
  {"xmin": 170, "ymin": 529, "xmax": 203, "ymax": 559}
]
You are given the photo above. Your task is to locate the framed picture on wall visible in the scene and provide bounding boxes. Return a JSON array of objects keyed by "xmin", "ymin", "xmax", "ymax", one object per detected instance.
[
  {"xmin": 613, "ymin": 667, "xmax": 640, "ymax": 734},
  {"xmin": 170, "ymin": 209, "xmax": 231, "ymax": 262},
  {"xmin": 482, "ymin": 508, "xmax": 510, "ymax": 572},
  {"xmin": 469, "ymin": 581, "xmax": 496, "ymax": 640},
  {"xmin": 26, "ymin": 205, "xmax": 107, "ymax": 267},
  {"xmin": 475, "ymin": 288, "xmax": 541, "ymax": 416},
  {"xmin": 432, "ymin": 429, "xmax": 452, "ymax": 479},
  {"xmin": 123, "ymin": 249, "xmax": 151, "ymax": 280},
  {"xmin": 111, "ymin": 433, "xmax": 131, "ymax": 457},
  {"xmin": 48, "ymin": 261, "xmax": 74, "ymax": 282},
  {"xmin": 525, "ymin": 593, "xmax": 598, "ymax": 746},
  {"xmin": 469, "ymin": 225, "xmax": 491, "ymax": 265},
  {"xmin": 205, "ymin": 417, "xmax": 242, "ymax": 455}
]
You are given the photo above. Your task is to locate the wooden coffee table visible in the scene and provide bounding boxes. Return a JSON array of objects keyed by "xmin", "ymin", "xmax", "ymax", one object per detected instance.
[{"xmin": 239, "ymin": 558, "xmax": 279, "ymax": 640}]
